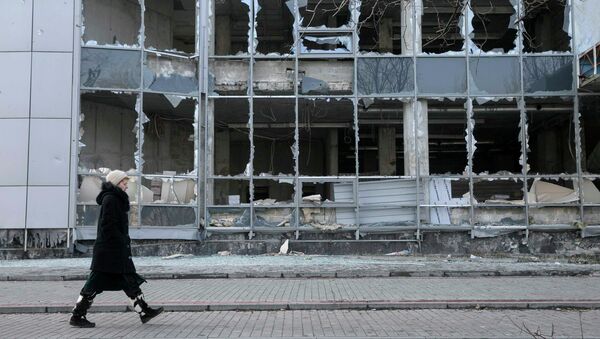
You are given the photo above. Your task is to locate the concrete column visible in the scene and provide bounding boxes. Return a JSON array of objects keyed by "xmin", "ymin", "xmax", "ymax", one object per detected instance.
[
  {"xmin": 215, "ymin": 15, "xmax": 231, "ymax": 55},
  {"xmin": 378, "ymin": 127, "xmax": 396, "ymax": 175},
  {"xmin": 378, "ymin": 18, "xmax": 393, "ymax": 53}
]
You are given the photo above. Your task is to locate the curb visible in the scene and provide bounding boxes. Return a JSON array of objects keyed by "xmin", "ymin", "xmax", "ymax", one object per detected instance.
[
  {"xmin": 2, "ymin": 269, "xmax": 597, "ymax": 281},
  {"xmin": 2, "ymin": 300, "xmax": 600, "ymax": 314}
]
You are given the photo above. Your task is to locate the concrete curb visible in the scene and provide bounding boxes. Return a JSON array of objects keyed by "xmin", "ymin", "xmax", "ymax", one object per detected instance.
[
  {"xmin": 2, "ymin": 268, "xmax": 597, "ymax": 281},
  {"xmin": 2, "ymin": 300, "xmax": 600, "ymax": 314}
]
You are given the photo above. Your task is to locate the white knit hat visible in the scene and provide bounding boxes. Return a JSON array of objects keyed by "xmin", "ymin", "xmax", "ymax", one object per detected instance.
[{"xmin": 106, "ymin": 170, "xmax": 129, "ymax": 186}]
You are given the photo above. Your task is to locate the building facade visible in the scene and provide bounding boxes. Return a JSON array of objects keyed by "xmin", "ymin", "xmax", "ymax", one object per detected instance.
[{"xmin": 1, "ymin": 0, "xmax": 600, "ymax": 252}]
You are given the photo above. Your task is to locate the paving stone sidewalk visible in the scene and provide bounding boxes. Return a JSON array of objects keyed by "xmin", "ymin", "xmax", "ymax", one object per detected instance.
[{"xmin": 2, "ymin": 276, "xmax": 600, "ymax": 314}]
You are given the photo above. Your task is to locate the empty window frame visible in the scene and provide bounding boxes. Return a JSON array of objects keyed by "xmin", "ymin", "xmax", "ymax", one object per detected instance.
[
  {"xmin": 253, "ymin": 99, "xmax": 296, "ymax": 176},
  {"xmin": 525, "ymin": 97, "xmax": 576, "ymax": 175},
  {"xmin": 472, "ymin": 99, "xmax": 521, "ymax": 174},
  {"xmin": 253, "ymin": 179, "xmax": 295, "ymax": 204},
  {"xmin": 82, "ymin": 0, "xmax": 141, "ymax": 46},
  {"xmin": 469, "ymin": 0, "xmax": 517, "ymax": 53},
  {"xmin": 358, "ymin": 0, "xmax": 404, "ymax": 54},
  {"xmin": 79, "ymin": 91, "xmax": 138, "ymax": 172},
  {"xmin": 522, "ymin": 0, "xmax": 571, "ymax": 53},
  {"xmin": 141, "ymin": 206, "xmax": 196, "ymax": 226},
  {"xmin": 422, "ymin": 0, "xmax": 466, "ymax": 54},
  {"xmin": 256, "ymin": 0, "xmax": 294, "ymax": 54},
  {"xmin": 299, "ymin": 0, "xmax": 351, "ymax": 28},
  {"xmin": 428, "ymin": 99, "xmax": 468, "ymax": 175},
  {"xmin": 212, "ymin": 99, "xmax": 251, "ymax": 176},
  {"xmin": 141, "ymin": 94, "xmax": 196, "ymax": 175},
  {"xmin": 144, "ymin": 0, "xmax": 196, "ymax": 53},
  {"xmin": 580, "ymin": 95, "xmax": 600, "ymax": 174},
  {"xmin": 213, "ymin": 0, "xmax": 251, "ymax": 55},
  {"xmin": 527, "ymin": 178, "xmax": 580, "ymax": 225},
  {"xmin": 298, "ymin": 99, "xmax": 356, "ymax": 176},
  {"xmin": 298, "ymin": 59, "xmax": 354, "ymax": 95},
  {"xmin": 144, "ymin": 52, "xmax": 199, "ymax": 95},
  {"xmin": 357, "ymin": 98, "xmax": 405, "ymax": 176},
  {"xmin": 210, "ymin": 179, "xmax": 251, "ymax": 206},
  {"xmin": 140, "ymin": 176, "xmax": 197, "ymax": 204}
]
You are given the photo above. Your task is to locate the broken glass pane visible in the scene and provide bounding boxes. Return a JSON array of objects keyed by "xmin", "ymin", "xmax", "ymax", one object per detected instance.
[
  {"xmin": 141, "ymin": 176, "xmax": 196, "ymax": 204},
  {"xmin": 144, "ymin": 52, "xmax": 199, "ymax": 95},
  {"xmin": 144, "ymin": 0, "xmax": 196, "ymax": 53},
  {"xmin": 523, "ymin": 0, "xmax": 571, "ymax": 53},
  {"xmin": 470, "ymin": 0, "xmax": 517, "ymax": 53},
  {"xmin": 472, "ymin": 100, "xmax": 521, "ymax": 174},
  {"xmin": 526, "ymin": 97, "xmax": 576, "ymax": 174},
  {"xmin": 211, "ymin": 179, "xmax": 250, "ymax": 206},
  {"xmin": 357, "ymin": 58, "xmax": 414, "ymax": 95},
  {"xmin": 76, "ymin": 204, "xmax": 100, "ymax": 226},
  {"xmin": 256, "ymin": 0, "xmax": 294, "ymax": 54},
  {"xmin": 300, "ymin": 34, "xmax": 353, "ymax": 54},
  {"xmin": 212, "ymin": 99, "xmax": 250, "ymax": 176},
  {"xmin": 254, "ymin": 207, "xmax": 295, "ymax": 227},
  {"xmin": 358, "ymin": 99, "xmax": 405, "ymax": 176},
  {"xmin": 302, "ymin": 180, "xmax": 354, "ymax": 204},
  {"xmin": 358, "ymin": 0, "xmax": 403, "ymax": 54},
  {"xmin": 523, "ymin": 56, "xmax": 573, "ymax": 94},
  {"xmin": 80, "ymin": 48, "xmax": 141, "ymax": 89},
  {"xmin": 213, "ymin": 0, "xmax": 250, "ymax": 55},
  {"xmin": 253, "ymin": 179, "xmax": 295, "ymax": 204},
  {"xmin": 299, "ymin": 0, "xmax": 350, "ymax": 28},
  {"xmin": 141, "ymin": 206, "xmax": 196, "ymax": 226},
  {"xmin": 82, "ymin": 0, "xmax": 141, "ymax": 47},
  {"xmin": 428, "ymin": 99, "xmax": 468, "ymax": 174},
  {"xmin": 298, "ymin": 59, "xmax": 354, "ymax": 95},
  {"xmin": 209, "ymin": 59, "xmax": 249, "ymax": 95},
  {"xmin": 422, "ymin": 0, "xmax": 465, "ymax": 54},
  {"xmin": 299, "ymin": 99, "xmax": 355, "ymax": 176},
  {"xmin": 416, "ymin": 57, "xmax": 467, "ymax": 95},
  {"xmin": 79, "ymin": 91, "xmax": 137, "ymax": 172},
  {"xmin": 253, "ymin": 61, "xmax": 295, "ymax": 95},
  {"xmin": 142, "ymin": 94, "xmax": 196, "ymax": 175},
  {"xmin": 580, "ymin": 96, "xmax": 600, "ymax": 174},
  {"xmin": 473, "ymin": 179, "xmax": 524, "ymax": 203},
  {"xmin": 208, "ymin": 207, "xmax": 250, "ymax": 227},
  {"xmin": 469, "ymin": 57, "xmax": 520, "ymax": 95}
]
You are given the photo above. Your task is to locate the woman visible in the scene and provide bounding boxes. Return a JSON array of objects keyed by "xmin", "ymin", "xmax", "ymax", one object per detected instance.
[{"xmin": 70, "ymin": 170, "xmax": 163, "ymax": 328}]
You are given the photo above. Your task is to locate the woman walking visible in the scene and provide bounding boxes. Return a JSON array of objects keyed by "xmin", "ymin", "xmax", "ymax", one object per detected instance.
[{"xmin": 69, "ymin": 170, "xmax": 163, "ymax": 328}]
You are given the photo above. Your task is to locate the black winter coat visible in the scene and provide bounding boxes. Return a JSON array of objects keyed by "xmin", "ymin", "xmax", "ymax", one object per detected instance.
[{"xmin": 90, "ymin": 182, "xmax": 136, "ymax": 274}]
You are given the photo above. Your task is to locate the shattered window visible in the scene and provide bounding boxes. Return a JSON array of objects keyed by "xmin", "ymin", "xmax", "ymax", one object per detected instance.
[
  {"xmin": 428, "ymin": 99, "xmax": 468, "ymax": 175},
  {"xmin": 472, "ymin": 99, "xmax": 521, "ymax": 174},
  {"xmin": 80, "ymin": 48, "xmax": 141, "ymax": 89},
  {"xmin": 357, "ymin": 58, "xmax": 414, "ymax": 95},
  {"xmin": 253, "ymin": 99, "xmax": 295, "ymax": 176},
  {"xmin": 79, "ymin": 91, "xmax": 138, "ymax": 172},
  {"xmin": 522, "ymin": 0, "xmax": 571, "ymax": 53},
  {"xmin": 141, "ymin": 93, "xmax": 196, "ymax": 175},
  {"xmin": 469, "ymin": 0, "xmax": 517, "ymax": 53},
  {"xmin": 469, "ymin": 57, "xmax": 520, "ymax": 95},
  {"xmin": 300, "ymin": 34, "xmax": 353, "ymax": 54},
  {"xmin": 416, "ymin": 57, "xmax": 467, "ymax": 95},
  {"xmin": 141, "ymin": 206, "xmax": 196, "ymax": 226},
  {"xmin": 422, "ymin": 0, "xmax": 466, "ymax": 54},
  {"xmin": 141, "ymin": 176, "xmax": 196, "ymax": 204},
  {"xmin": 256, "ymin": 0, "xmax": 294, "ymax": 54},
  {"xmin": 525, "ymin": 97, "xmax": 576, "ymax": 175},
  {"xmin": 523, "ymin": 56, "xmax": 573, "ymax": 94},
  {"xmin": 299, "ymin": 0, "xmax": 351, "ymax": 28},
  {"xmin": 213, "ymin": 0, "xmax": 250, "ymax": 55},
  {"xmin": 212, "ymin": 99, "xmax": 251, "ymax": 177},
  {"xmin": 299, "ymin": 99, "xmax": 356, "ymax": 177},
  {"xmin": 82, "ymin": 0, "xmax": 141, "ymax": 47},
  {"xmin": 144, "ymin": 52, "xmax": 199, "ymax": 95},
  {"xmin": 298, "ymin": 59, "xmax": 354, "ymax": 95},
  {"xmin": 253, "ymin": 179, "xmax": 295, "ymax": 204},
  {"xmin": 144, "ymin": 0, "xmax": 196, "ymax": 53},
  {"xmin": 210, "ymin": 179, "xmax": 250, "ymax": 206},
  {"xmin": 358, "ymin": 98, "xmax": 405, "ymax": 176},
  {"xmin": 527, "ymin": 178, "xmax": 581, "ymax": 226},
  {"xmin": 579, "ymin": 95, "xmax": 600, "ymax": 174},
  {"xmin": 358, "ymin": 0, "xmax": 404, "ymax": 54}
]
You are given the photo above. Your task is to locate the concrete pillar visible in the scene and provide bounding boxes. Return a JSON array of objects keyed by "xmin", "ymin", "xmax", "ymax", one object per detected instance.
[
  {"xmin": 378, "ymin": 127, "xmax": 396, "ymax": 175},
  {"xmin": 378, "ymin": 18, "xmax": 393, "ymax": 53},
  {"xmin": 216, "ymin": 15, "xmax": 231, "ymax": 55}
]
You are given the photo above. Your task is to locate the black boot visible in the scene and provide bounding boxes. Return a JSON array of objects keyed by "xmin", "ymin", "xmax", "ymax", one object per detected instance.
[
  {"xmin": 131, "ymin": 294, "xmax": 163, "ymax": 324},
  {"xmin": 69, "ymin": 294, "xmax": 96, "ymax": 328}
]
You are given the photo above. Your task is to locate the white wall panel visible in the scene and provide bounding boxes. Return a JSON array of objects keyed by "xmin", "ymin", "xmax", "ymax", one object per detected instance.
[
  {"xmin": 0, "ymin": 0, "xmax": 33, "ymax": 51},
  {"xmin": 0, "ymin": 187, "xmax": 27, "ymax": 229},
  {"xmin": 0, "ymin": 52, "xmax": 31, "ymax": 118},
  {"xmin": 26, "ymin": 186, "xmax": 69, "ymax": 228},
  {"xmin": 0, "ymin": 119, "xmax": 29, "ymax": 186},
  {"xmin": 32, "ymin": 0, "xmax": 74, "ymax": 52},
  {"xmin": 28, "ymin": 119, "xmax": 71, "ymax": 185},
  {"xmin": 31, "ymin": 52, "xmax": 73, "ymax": 118}
]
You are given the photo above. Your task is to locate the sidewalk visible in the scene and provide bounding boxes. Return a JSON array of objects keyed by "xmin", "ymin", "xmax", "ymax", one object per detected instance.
[{"xmin": 1, "ymin": 276, "xmax": 600, "ymax": 314}]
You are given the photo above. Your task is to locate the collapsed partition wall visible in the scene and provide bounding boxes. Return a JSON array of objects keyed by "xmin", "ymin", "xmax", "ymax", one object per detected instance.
[{"xmin": 68, "ymin": 0, "xmax": 600, "ymax": 244}]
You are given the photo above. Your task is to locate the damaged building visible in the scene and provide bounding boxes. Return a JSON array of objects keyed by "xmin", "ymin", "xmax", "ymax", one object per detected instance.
[{"xmin": 1, "ymin": 0, "xmax": 600, "ymax": 256}]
